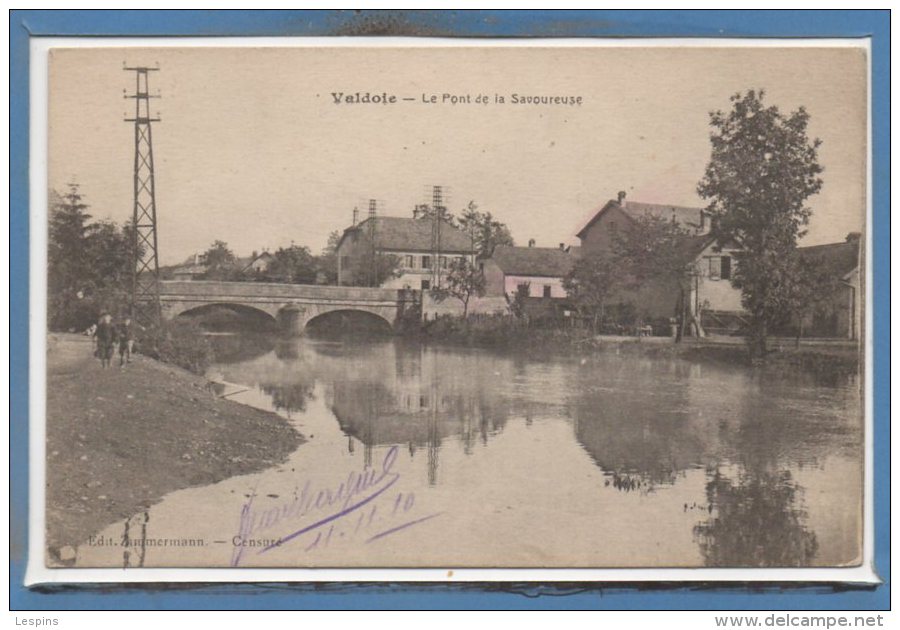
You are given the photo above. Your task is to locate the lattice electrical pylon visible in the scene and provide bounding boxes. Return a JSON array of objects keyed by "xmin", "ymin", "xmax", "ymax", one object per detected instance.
[
  {"xmin": 124, "ymin": 65, "xmax": 162, "ymax": 328},
  {"xmin": 430, "ymin": 185, "xmax": 444, "ymax": 288}
]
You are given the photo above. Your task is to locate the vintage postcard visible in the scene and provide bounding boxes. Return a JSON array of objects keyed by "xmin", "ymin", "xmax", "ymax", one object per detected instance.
[{"xmin": 38, "ymin": 42, "xmax": 868, "ymax": 573}]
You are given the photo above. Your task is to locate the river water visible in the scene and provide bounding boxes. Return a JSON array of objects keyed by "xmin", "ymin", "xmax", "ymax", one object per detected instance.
[{"xmin": 76, "ymin": 335, "xmax": 862, "ymax": 568}]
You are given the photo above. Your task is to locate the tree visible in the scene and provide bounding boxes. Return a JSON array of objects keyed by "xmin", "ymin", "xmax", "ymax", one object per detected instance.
[
  {"xmin": 267, "ymin": 244, "xmax": 317, "ymax": 284},
  {"xmin": 429, "ymin": 257, "xmax": 486, "ymax": 319},
  {"xmin": 413, "ymin": 202, "xmax": 456, "ymax": 226},
  {"xmin": 202, "ymin": 240, "xmax": 237, "ymax": 280},
  {"xmin": 341, "ymin": 232, "xmax": 401, "ymax": 287},
  {"xmin": 506, "ymin": 282, "xmax": 530, "ymax": 320},
  {"xmin": 781, "ymin": 249, "xmax": 845, "ymax": 347},
  {"xmin": 613, "ymin": 213, "xmax": 699, "ymax": 341},
  {"xmin": 697, "ymin": 89, "xmax": 824, "ymax": 356},
  {"xmin": 48, "ymin": 184, "xmax": 134, "ymax": 330},
  {"xmin": 563, "ymin": 252, "xmax": 619, "ymax": 333},
  {"xmin": 457, "ymin": 201, "xmax": 515, "ymax": 258},
  {"xmin": 315, "ymin": 230, "xmax": 342, "ymax": 285}
]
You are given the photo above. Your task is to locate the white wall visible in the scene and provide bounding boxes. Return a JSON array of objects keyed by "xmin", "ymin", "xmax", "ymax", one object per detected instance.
[{"xmin": 503, "ymin": 275, "xmax": 568, "ymax": 299}]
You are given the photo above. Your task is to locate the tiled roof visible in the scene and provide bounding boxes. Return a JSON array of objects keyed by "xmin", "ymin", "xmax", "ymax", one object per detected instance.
[
  {"xmin": 171, "ymin": 264, "xmax": 207, "ymax": 275},
  {"xmin": 798, "ymin": 238, "xmax": 860, "ymax": 276},
  {"xmin": 678, "ymin": 234, "xmax": 717, "ymax": 262},
  {"xmin": 488, "ymin": 245, "xmax": 578, "ymax": 277},
  {"xmin": 576, "ymin": 198, "xmax": 707, "ymax": 238},
  {"xmin": 620, "ymin": 201, "xmax": 706, "ymax": 229},
  {"xmin": 344, "ymin": 216, "xmax": 473, "ymax": 253}
]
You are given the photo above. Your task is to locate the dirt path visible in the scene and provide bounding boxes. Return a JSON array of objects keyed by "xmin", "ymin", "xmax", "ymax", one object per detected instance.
[{"xmin": 45, "ymin": 333, "xmax": 303, "ymax": 564}]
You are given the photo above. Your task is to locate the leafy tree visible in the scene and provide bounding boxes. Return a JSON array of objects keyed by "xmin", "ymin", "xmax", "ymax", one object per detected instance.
[
  {"xmin": 201, "ymin": 240, "xmax": 237, "ymax": 280},
  {"xmin": 315, "ymin": 230, "xmax": 342, "ymax": 285},
  {"xmin": 267, "ymin": 244, "xmax": 317, "ymax": 284},
  {"xmin": 341, "ymin": 232, "xmax": 400, "ymax": 287},
  {"xmin": 698, "ymin": 89, "xmax": 824, "ymax": 355},
  {"xmin": 613, "ymin": 213, "xmax": 699, "ymax": 341},
  {"xmin": 413, "ymin": 202, "xmax": 455, "ymax": 226},
  {"xmin": 506, "ymin": 282, "xmax": 530, "ymax": 320},
  {"xmin": 429, "ymin": 257, "xmax": 486, "ymax": 319},
  {"xmin": 563, "ymin": 252, "xmax": 619, "ymax": 333},
  {"xmin": 781, "ymin": 249, "xmax": 845, "ymax": 347},
  {"xmin": 457, "ymin": 201, "xmax": 515, "ymax": 258}
]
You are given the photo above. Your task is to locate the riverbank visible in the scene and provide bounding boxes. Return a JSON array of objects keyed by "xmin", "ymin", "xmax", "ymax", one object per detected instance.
[
  {"xmin": 415, "ymin": 319, "xmax": 860, "ymax": 377},
  {"xmin": 45, "ymin": 333, "xmax": 304, "ymax": 564}
]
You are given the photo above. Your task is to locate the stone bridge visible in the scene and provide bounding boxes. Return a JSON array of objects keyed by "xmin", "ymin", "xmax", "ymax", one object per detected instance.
[{"xmin": 158, "ymin": 280, "xmax": 419, "ymax": 334}]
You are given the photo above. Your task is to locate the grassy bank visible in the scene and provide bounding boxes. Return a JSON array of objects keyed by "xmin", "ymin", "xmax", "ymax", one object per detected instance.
[
  {"xmin": 416, "ymin": 315, "xmax": 860, "ymax": 377},
  {"xmin": 45, "ymin": 333, "xmax": 303, "ymax": 564}
]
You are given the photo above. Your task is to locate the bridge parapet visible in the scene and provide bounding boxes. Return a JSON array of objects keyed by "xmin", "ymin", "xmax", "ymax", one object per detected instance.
[{"xmin": 159, "ymin": 280, "xmax": 403, "ymax": 301}]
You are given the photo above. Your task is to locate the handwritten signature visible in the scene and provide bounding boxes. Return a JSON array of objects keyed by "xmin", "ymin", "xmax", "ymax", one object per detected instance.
[{"xmin": 231, "ymin": 445, "xmax": 441, "ymax": 566}]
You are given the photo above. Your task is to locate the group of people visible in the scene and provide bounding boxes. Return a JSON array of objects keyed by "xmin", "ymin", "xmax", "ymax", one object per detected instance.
[{"xmin": 87, "ymin": 313, "xmax": 137, "ymax": 369}]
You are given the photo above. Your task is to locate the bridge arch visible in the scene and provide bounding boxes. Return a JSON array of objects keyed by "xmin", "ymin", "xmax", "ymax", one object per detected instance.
[
  {"xmin": 175, "ymin": 302, "xmax": 279, "ymax": 331},
  {"xmin": 303, "ymin": 308, "xmax": 394, "ymax": 336}
]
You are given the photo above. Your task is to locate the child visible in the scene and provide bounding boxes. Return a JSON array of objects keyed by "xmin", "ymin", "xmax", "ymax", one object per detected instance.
[{"xmin": 117, "ymin": 316, "xmax": 136, "ymax": 367}]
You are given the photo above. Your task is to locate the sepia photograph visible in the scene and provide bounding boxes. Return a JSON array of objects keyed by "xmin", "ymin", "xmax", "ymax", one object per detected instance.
[{"xmin": 40, "ymin": 42, "xmax": 867, "ymax": 571}]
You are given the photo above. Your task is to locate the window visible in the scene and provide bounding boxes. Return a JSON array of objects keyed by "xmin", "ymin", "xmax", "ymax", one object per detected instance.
[
  {"xmin": 421, "ymin": 255, "xmax": 431, "ymax": 270},
  {"xmin": 340, "ymin": 255, "xmax": 349, "ymax": 269},
  {"xmin": 439, "ymin": 255, "xmax": 448, "ymax": 268},
  {"xmin": 403, "ymin": 254, "xmax": 414, "ymax": 269},
  {"xmin": 720, "ymin": 255, "xmax": 732, "ymax": 280},
  {"xmin": 478, "ymin": 262, "xmax": 484, "ymax": 272},
  {"xmin": 543, "ymin": 285, "xmax": 552, "ymax": 298},
  {"xmin": 708, "ymin": 256, "xmax": 726, "ymax": 280},
  {"xmin": 609, "ymin": 220, "xmax": 617, "ymax": 234},
  {"xmin": 421, "ymin": 279, "xmax": 430, "ymax": 291},
  {"xmin": 517, "ymin": 282, "xmax": 530, "ymax": 296},
  {"xmin": 456, "ymin": 256, "xmax": 465, "ymax": 265}
]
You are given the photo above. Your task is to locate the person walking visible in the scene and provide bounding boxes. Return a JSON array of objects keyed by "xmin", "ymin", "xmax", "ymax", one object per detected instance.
[
  {"xmin": 93, "ymin": 313, "xmax": 117, "ymax": 369},
  {"xmin": 117, "ymin": 316, "xmax": 136, "ymax": 367}
]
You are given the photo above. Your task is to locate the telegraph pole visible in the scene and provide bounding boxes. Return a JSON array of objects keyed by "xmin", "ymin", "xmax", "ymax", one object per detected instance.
[
  {"xmin": 124, "ymin": 64, "xmax": 162, "ymax": 328},
  {"xmin": 430, "ymin": 185, "xmax": 444, "ymax": 288},
  {"xmin": 367, "ymin": 199, "xmax": 377, "ymax": 287}
]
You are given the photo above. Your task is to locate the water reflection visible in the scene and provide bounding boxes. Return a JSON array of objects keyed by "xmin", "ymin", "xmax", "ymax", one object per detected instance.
[
  {"xmin": 204, "ymin": 336, "xmax": 861, "ymax": 567},
  {"xmin": 694, "ymin": 468, "xmax": 818, "ymax": 567}
]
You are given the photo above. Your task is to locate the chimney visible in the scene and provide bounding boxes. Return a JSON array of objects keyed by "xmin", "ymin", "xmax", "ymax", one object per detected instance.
[
  {"xmin": 528, "ymin": 239, "xmax": 536, "ymax": 248},
  {"xmin": 617, "ymin": 191, "xmax": 627, "ymax": 207},
  {"xmin": 352, "ymin": 207, "xmax": 359, "ymax": 226},
  {"xmin": 559, "ymin": 242, "xmax": 565, "ymax": 250}
]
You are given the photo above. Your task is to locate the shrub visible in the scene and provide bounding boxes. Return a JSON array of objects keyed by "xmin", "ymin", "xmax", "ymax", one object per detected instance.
[{"xmin": 137, "ymin": 319, "xmax": 214, "ymax": 375}]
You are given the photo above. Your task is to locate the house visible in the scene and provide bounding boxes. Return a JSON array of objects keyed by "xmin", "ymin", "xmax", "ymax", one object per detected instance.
[
  {"xmin": 575, "ymin": 191, "xmax": 743, "ymax": 331},
  {"xmin": 335, "ymin": 213, "xmax": 475, "ymax": 290},
  {"xmin": 170, "ymin": 254, "xmax": 207, "ymax": 281},
  {"xmin": 169, "ymin": 249, "xmax": 276, "ymax": 281},
  {"xmin": 236, "ymin": 250, "xmax": 274, "ymax": 277},
  {"xmin": 795, "ymin": 233, "xmax": 862, "ymax": 340},
  {"xmin": 481, "ymin": 241, "xmax": 578, "ymax": 299}
]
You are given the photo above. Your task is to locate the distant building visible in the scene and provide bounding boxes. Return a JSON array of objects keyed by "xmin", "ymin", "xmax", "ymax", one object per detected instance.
[
  {"xmin": 481, "ymin": 242, "xmax": 578, "ymax": 299},
  {"xmin": 169, "ymin": 249, "xmax": 275, "ymax": 281},
  {"xmin": 236, "ymin": 250, "xmax": 274, "ymax": 277},
  {"xmin": 170, "ymin": 254, "xmax": 207, "ymax": 281},
  {"xmin": 335, "ymin": 215, "xmax": 475, "ymax": 290}
]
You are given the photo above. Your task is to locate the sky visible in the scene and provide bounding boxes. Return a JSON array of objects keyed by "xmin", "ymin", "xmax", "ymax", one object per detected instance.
[{"xmin": 48, "ymin": 44, "xmax": 867, "ymax": 265}]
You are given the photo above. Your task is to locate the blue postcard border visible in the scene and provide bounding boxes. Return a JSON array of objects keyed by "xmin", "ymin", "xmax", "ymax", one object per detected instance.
[{"xmin": 9, "ymin": 9, "xmax": 890, "ymax": 611}]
